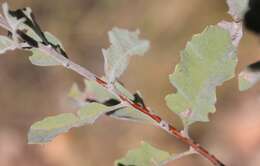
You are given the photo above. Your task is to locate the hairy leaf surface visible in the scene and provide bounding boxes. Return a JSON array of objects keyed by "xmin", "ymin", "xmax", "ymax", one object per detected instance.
[
  {"xmin": 69, "ymin": 80, "xmax": 154, "ymax": 124},
  {"xmin": 28, "ymin": 103, "xmax": 109, "ymax": 144},
  {"xmin": 165, "ymin": 26, "xmax": 237, "ymax": 125},
  {"xmin": 102, "ymin": 28, "xmax": 149, "ymax": 83}
]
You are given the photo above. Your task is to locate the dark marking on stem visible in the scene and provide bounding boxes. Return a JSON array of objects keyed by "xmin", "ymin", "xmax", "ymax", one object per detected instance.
[
  {"xmin": 132, "ymin": 93, "xmax": 146, "ymax": 108},
  {"xmin": 8, "ymin": 7, "xmax": 69, "ymax": 58},
  {"xmin": 16, "ymin": 30, "xmax": 38, "ymax": 47}
]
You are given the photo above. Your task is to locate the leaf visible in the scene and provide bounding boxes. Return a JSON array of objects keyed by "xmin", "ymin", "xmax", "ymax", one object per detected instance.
[
  {"xmin": 217, "ymin": 21, "xmax": 243, "ymax": 47},
  {"xmin": 69, "ymin": 80, "xmax": 154, "ymax": 124},
  {"xmin": 102, "ymin": 27, "xmax": 150, "ymax": 83},
  {"xmin": 28, "ymin": 103, "xmax": 109, "ymax": 144},
  {"xmin": 115, "ymin": 142, "xmax": 170, "ymax": 166},
  {"xmin": 226, "ymin": 0, "xmax": 249, "ymax": 21},
  {"xmin": 239, "ymin": 61, "xmax": 260, "ymax": 91},
  {"xmin": 108, "ymin": 107, "xmax": 155, "ymax": 124},
  {"xmin": 44, "ymin": 32, "xmax": 64, "ymax": 48},
  {"xmin": 165, "ymin": 26, "xmax": 237, "ymax": 125},
  {"xmin": 29, "ymin": 32, "xmax": 63, "ymax": 66},
  {"xmin": 114, "ymin": 81, "xmax": 135, "ymax": 101},
  {"xmin": 84, "ymin": 79, "xmax": 116, "ymax": 102},
  {"xmin": 0, "ymin": 36, "xmax": 16, "ymax": 54}
]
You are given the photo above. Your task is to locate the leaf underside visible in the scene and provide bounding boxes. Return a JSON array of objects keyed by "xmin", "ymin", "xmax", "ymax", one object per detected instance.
[
  {"xmin": 165, "ymin": 26, "xmax": 237, "ymax": 125},
  {"xmin": 28, "ymin": 103, "xmax": 109, "ymax": 144},
  {"xmin": 115, "ymin": 142, "xmax": 170, "ymax": 166},
  {"xmin": 102, "ymin": 27, "xmax": 150, "ymax": 83}
]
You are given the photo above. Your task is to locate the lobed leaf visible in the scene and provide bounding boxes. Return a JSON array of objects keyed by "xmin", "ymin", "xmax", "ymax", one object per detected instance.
[
  {"xmin": 115, "ymin": 142, "xmax": 170, "ymax": 166},
  {"xmin": 165, "ymin": 26, "xmax": 237, "ymax": 125},
  {"xmin": 28, "ymin": 103, "xmax": 109, "ymax": 144},
  {"xmin": 102, "ymin": 27, "xmax": 150, "ymax": 83}
]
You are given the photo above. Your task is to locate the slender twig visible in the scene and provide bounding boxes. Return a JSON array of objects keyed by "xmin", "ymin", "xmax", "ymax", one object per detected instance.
[{"xmin": 0, "ymin": 9, "xmax": 225, "ymax": 166}]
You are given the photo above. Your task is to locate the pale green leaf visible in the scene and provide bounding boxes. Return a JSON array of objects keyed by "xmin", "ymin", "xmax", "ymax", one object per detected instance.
[
  {"xmin": 109, "ymin": 107, "xmax": 155, "ymax": 124},
  {"xmin": 44, "ymin": 32, "xmax": 64, "ymax": 48},
  {"xmin": 84, "ymin": 79, "xmax": 116, "ymax": 102},
  {"xmin": 68, "ymin": 83, "xmax": 82, "ymax": 100},
  {"xmin": 226, "ymin": 0, "xmax": 249, "ymax": 21},
  {"xmin": 74, "ymin": 80, "xmax": 154, "ymax": 124},
  {"xmin": 165, "ymin": 26, "xmax": 237, "ymax": 125},
  {"xmin": 114, "ymin": 81, "xmax": 135, "ymax": 100},
  {"xmin": 2, "ymin": 3, "xmax": 41, "ymax": 42},
  {"xmin": 0, "ymin": 36, "xmax": 16, "ymax": 54},
  {"xmin": 29, "ymin": 32, "xmax": 63, "ymax": 66},
  {"xmin": 28, "ymin": 103, "xmax": 109, "ymax": 144},
  {"xmin": 115, "ymin": 142, "xmax": 170, "ymax": 166},
  {"xmin": 103, "ymin": 27, "xmax": 150, "ymax": 83}
]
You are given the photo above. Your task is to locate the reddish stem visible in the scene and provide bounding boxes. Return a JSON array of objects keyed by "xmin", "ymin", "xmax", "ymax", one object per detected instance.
[{"xmin": 99, "ymin": 78, "xmax": 225, "ymax": 166}]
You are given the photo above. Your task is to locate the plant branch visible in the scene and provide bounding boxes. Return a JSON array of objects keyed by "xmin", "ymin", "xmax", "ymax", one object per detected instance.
[
  {"xmin": 38, "ymin": 35, "xmax": 225, "ymax": 166},
  {"xmin": 0, "ymin": 9, "xmax": 224, "ymax": 166}
]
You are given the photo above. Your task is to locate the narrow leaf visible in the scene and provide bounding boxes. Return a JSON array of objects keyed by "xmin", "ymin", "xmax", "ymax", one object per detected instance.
[
  {"xmin": 84, "ymin": 79, "xmax": 116, "ymax": 102},
  {"xmin": 103, "ymin": 27, "xmax": 150, "ymax": 83},
  {"xmin": 165, "ymin": 26, "xmax": 237, "ymax": 125},
  {"xmin": 115, "ymin": 142, "xmax": 170, "ymax": 166},
  {"xmin": 29, "ymin": 32, "xmax": 63, "ymax": 66},
  {"xmin": 69, "ymin": 80, "xmax": 155, "ymax": 124},
  {"xmin": 28, "ymin": 103, "xmax": 109, "ymax": 144},
  {"xmin": 114, "ymin": 81, "xmax": 135, "ymax": 101}
]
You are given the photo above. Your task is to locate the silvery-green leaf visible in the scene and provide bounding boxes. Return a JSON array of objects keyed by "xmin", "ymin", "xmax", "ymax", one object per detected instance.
[
  {"xmin": 114, "ymin": 81, "xmax": 134, "ymax": 100},
  {"xmin": 74, "ymin": 80, "xmax": 154, "ymax": 124},
  {"xmin": 115, "ymin": 142, "xmax": 170, "ymax": 166},
  {"xmin": 165, "ymin": 26, "xmax": 237, "ymax": 125},
  {"xmin": 0, "ymin": 36, "xmax": 16, "ymax": 54},
  {"xmin": 217, "ymin": 21, "xmax": 243, "ymax": 47},
  {"xmin": 29, "ymin": 32, "xmax": 63, "ymax": 66},
  {"xmin": 103, "ymin": 27, "xmax": 150, "ymax": 83},
  {"xmin": 84, "ymin": 79, "xmax": 116, "ymax": 102},
  {"xmin": 226, "ymin": 0, "xmax": 249, "ymax": 21},
  {"xmin": 108, "ymin": 107, "xmax": 155, "ymax": 124},
  {"xmin": 44, "ymin": 32, "xmax": 64, "ymax": 48},
  {"xmin": 28, "ymin": 103, "xmax": 109, "ymax": 144}
]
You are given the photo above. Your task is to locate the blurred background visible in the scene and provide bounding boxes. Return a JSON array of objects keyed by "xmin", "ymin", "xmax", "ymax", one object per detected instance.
[{"xmin": 0, "ymin": 0, "xmax": 260, "ymax": 165}]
